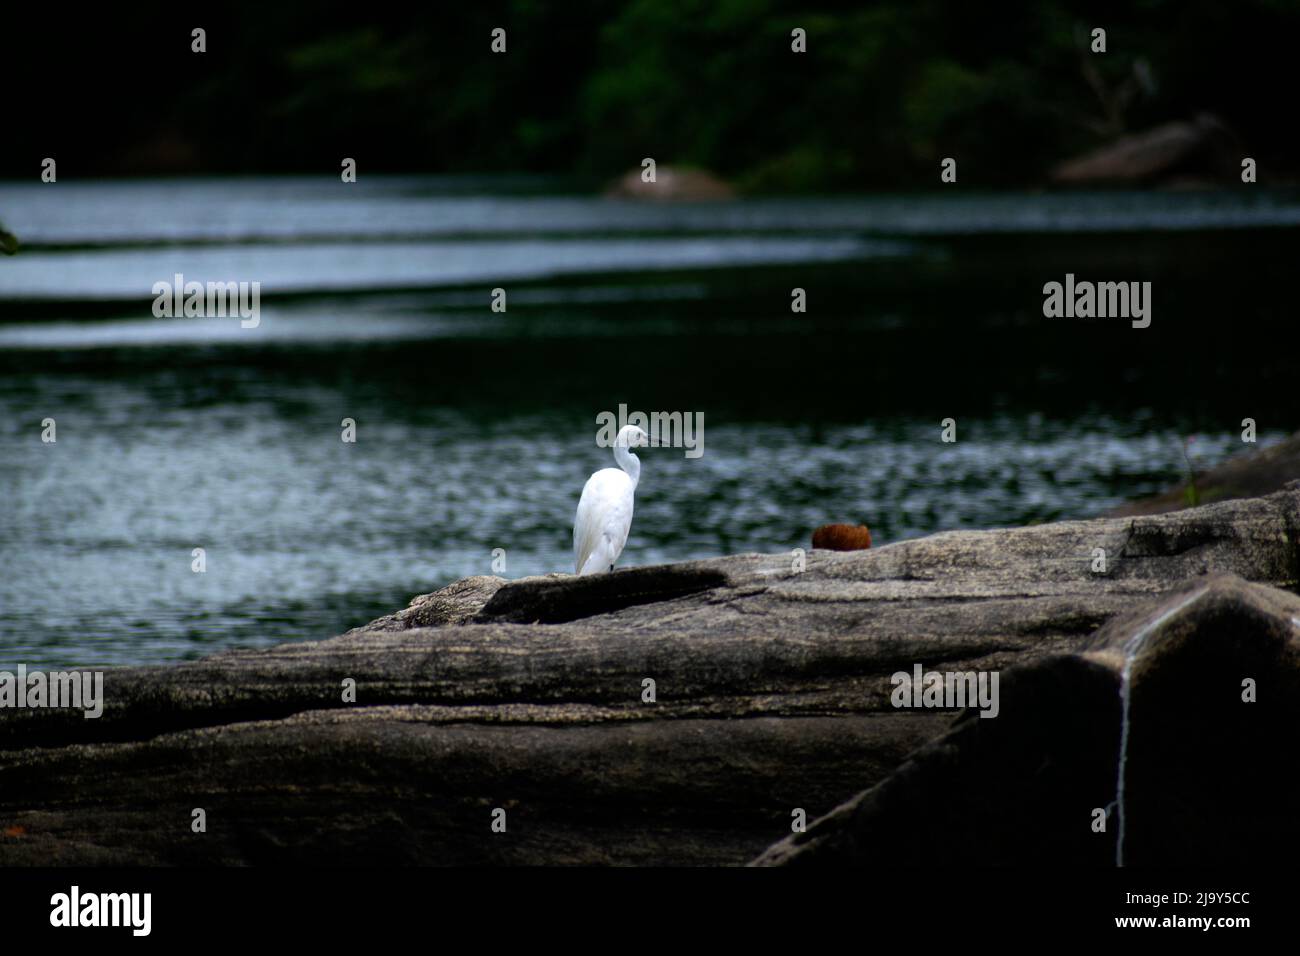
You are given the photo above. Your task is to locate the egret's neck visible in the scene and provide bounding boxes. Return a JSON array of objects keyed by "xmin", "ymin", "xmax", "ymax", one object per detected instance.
[{"xmin": 614, "ymin": 444, "xmax": 641, "ymax": 486}]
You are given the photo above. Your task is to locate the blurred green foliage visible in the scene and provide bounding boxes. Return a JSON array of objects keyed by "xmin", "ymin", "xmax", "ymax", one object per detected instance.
[{"xmin": 4, "ymin": 0, "xmax": 1297, "ymax": 189}]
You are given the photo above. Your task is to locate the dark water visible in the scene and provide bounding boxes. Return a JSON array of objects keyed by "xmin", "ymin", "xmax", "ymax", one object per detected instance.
[{"xmin": 1, "ymin": 178, "xmax": 1297, "ymax": 668}]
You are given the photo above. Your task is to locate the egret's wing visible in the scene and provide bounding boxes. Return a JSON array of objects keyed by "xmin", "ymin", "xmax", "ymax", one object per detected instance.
[
  {"xmin": 602, "ymin": 492, "xmax": 634, "ymax": 565},
  {"xmin": 573, "ymin": 469, "xmax": 634, "ymax": 574},
  {"xmin": 573, "ymin": 471, "xmax": 609, "ymax": 573},
  {"xmin": 578, "ymin": 497, "xmax": 634, "ymax": 575}
]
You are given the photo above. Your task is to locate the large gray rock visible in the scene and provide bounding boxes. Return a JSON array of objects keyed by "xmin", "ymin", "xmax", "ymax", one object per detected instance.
[
  {"xmin": 1, "ymin": 484, "xmax": 1297, "ymax": 865},
  {"xmin": 753, "ymin": 573, "xmax": 1300, "ymax": 866}
]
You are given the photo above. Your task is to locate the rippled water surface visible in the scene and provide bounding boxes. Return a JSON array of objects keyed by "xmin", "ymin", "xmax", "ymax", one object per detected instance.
[{"xmin": 1, "ymin": 177, "xmax": 1296, "ymax": 667}]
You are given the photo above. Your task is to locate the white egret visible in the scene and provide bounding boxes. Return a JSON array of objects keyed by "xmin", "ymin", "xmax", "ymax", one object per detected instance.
[{"xmin": 573, "ymin": 424, "xmax": 649, "ymax": 575}]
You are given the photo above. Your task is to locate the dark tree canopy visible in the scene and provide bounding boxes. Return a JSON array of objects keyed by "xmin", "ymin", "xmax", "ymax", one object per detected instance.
[{"xmin": 2, "ymin": 0, "xmax": 1296, "ymax": 188}]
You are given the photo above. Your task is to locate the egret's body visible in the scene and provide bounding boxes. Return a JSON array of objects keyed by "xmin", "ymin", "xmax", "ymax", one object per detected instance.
[{"xmin": 573, "ymin": 425, "xmax": 647, "ymax": 575}]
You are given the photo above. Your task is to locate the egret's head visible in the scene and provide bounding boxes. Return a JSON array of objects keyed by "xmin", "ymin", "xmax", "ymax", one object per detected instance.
[{"xmin": 617, "ymin": 424, "xmax": 649, "ymax": 449}]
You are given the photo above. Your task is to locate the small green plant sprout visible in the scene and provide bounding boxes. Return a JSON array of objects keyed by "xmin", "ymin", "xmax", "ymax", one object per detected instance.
[{"xmin": 1181, "ymin": 435, "xmax": 1200, "ymax": 507}]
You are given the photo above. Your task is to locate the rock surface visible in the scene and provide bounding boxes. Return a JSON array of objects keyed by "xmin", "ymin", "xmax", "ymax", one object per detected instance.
[
  {"xmin": 754, "ymin": 573, "xmax": 1300, "ymax": 866},
  {"xmin": 1, "ymin": 484, "xmax": 1297, "ymax": 865},
  {"xmin": 1107, "ymin": 430, "xmax": 1300, "ymax": 517}
]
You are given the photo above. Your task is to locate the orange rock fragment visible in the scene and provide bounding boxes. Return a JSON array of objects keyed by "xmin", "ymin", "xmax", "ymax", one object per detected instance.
[{"xmin": 812, "ymin": 523, "xmax": 873, "ymax": 551}]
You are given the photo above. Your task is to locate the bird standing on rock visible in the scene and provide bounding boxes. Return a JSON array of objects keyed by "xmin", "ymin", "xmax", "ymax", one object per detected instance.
[{"xmin": 573, "ymin": 424, "xmax": 648, "ymax": 575}]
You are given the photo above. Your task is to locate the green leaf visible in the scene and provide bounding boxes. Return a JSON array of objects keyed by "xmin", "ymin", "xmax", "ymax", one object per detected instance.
[{"xmin": 0, "ymin": 224, "xmax": 17, "ymax": 255}]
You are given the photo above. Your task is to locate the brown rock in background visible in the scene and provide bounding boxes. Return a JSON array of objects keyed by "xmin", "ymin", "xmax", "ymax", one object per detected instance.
[
  {"xmin": 604, "ymin": 166, "xmax": 734, "ymax": 200},
  {"xmin": 1051, "ymin": 113, "xmax": 1240, "ymax": 186}
]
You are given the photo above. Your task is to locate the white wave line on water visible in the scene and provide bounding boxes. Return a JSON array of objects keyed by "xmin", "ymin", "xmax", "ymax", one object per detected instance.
[{"xmin": 1114, "ymin": 585, "xmax": 1209, "ymax": 867}]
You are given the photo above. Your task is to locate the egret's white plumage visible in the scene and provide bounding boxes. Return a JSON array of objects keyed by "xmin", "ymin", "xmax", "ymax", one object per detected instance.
[{"xmin": 573, "ymin": 424, "xmax": 648, "ymax": 575}]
